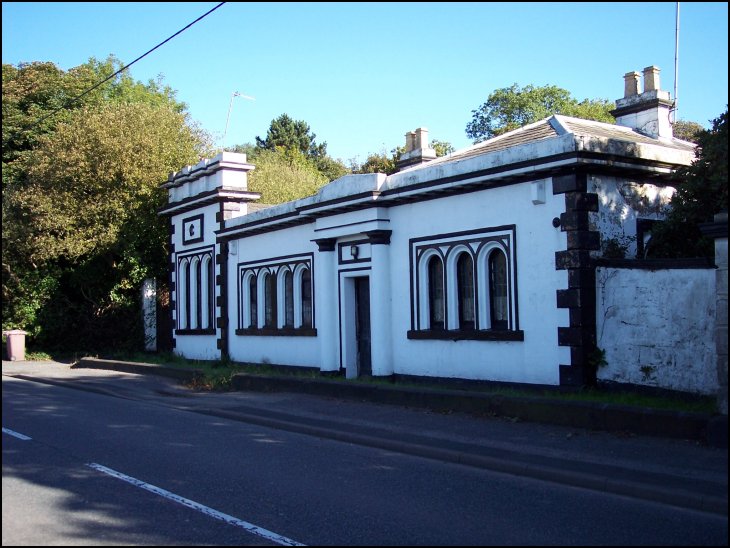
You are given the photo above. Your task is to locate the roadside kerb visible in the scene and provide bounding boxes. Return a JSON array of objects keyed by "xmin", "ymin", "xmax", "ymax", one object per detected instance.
[
  {"xmin": 230, "ymin": 373, "xmax": 718, "ymax": 443},
  {"xmin": 71, "ymin": 358, "xmax": 727, "ymax": 447},
  {"xmin": 74, "ymin": 357, "xmax": 204, "ymax": 383}
]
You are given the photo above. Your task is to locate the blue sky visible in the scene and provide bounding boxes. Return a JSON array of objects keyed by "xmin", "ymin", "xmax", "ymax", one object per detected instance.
[{"xmin": 3, "ymin": 2, "xmax": 728, "ymax": 164}]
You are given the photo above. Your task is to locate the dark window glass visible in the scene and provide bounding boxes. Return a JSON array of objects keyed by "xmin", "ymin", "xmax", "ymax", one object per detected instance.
[
  {"xmin": 264, "ymin": 273, "xmax": 277, "ymax": 327},
  {"xmin": 457, "ymin": 253, "xmax": 475, "ymax": 330},
  {"xmin": 207, "ymin": 256, "xmax": 214, "ymax": 329},
  {"xmin": 427, "ymin": 256, "xmax": 444, "ymax": 330},
  {"xmin": 489, "ymin": 250, "xmax": 508, "ymax": 330},
  {"xmin": 195, "ymin": 259, "xmax": 203, "ymax": 329},
  {"xmin": 248, "ymin": 274, "xmax": 257, "ymax": 328},
  {"xmin": 301, "ymin": 269, "xmax": 312, "ymax": 328},
  {"xmin": 284, "ymin": 270, "xmax": 294, "ymax": 327},
  {"xmin": 183, "ymin": 260, "xmax": 191, "ymax": 330}
]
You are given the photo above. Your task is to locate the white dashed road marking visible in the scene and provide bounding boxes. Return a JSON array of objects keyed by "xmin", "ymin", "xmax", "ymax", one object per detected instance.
[
  {"xmin": 2, "ymin": 427, "xmax": 32, "ymax": 440},
  {"xmin": 86, "ymin": 462, "xmax": 306, "ymax": 546}
]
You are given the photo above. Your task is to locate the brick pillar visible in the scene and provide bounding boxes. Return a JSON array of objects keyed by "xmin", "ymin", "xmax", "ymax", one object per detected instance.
[
  {"xmin": 553, "ymin": 172, "xmax": 601, "ymax": 387},
  {"xmin": 215, "ymin": 202, "xmax": 229, "ymax": 360},
  {"xmin": 168, "ymin": 220, "xmax": 177, "ymax": 350}
]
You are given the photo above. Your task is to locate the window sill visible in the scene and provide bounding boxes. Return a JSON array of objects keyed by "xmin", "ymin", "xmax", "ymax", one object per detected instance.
[
  {"xmin": 235, "ymin": 327, "xmax": 318, "ymax": 337},
  {"xmin": 407, "ymin": 329, "xmax": 524, "ymax": 341},
  {"xmin": 175, "ymin": 328, "xmax": 216, "ymax": 336}
]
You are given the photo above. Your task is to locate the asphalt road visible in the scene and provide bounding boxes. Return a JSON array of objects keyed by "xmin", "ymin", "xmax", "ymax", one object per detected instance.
[{"xmin": 3, "ymin": 374, "xmax": 728, "ymax": 546}]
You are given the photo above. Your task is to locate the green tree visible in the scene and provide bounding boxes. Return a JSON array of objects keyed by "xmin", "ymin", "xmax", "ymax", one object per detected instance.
[
  {"xmin": 6, "ymin": 102, "xmax": 206, "ymax": 265},
  {"xmin": 2, "ymin": 56, "xmax": 181, "ymax": 167},
  {"xmin": 256, "ymin": 113, "xmax": 327, "ymax": 159},
  {"xmin": 312, "ymin": 154, "xmax": 349, "ymax": 182},
  {"xmin": 254, "ymin": 113, "xmax": 349, "ymax": 181},
  {"xmin": 431, "ymin": 139, "xmax": 455, "ymax": 157},
  {"xmin": 356, "ymin": 147, "xmax": 402, "ymax": 175},
  {"xmin": 246, "ymin": 147, "xmax": 329, "ymax": 204},
  {"xmin": 672, "ymin": 120, "xmax": 706, "ymax": 143},
  {"xmin": 465, "ymin": 83, "xmax": 615, "ymax": 142},
  {"xmin": 355, "ymin": 140, "xmax": 453, "ymax": 175},
  {"xmin": 2, "ymin": 58, "xmax": 207, "ymax": 351},
  {"xmin": 647, "ymin": 108, "xmax": 728, "ymax": 258}
]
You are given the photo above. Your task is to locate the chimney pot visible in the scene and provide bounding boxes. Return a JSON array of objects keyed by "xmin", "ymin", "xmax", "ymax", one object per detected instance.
[
  {"xmin": 415, "ymin": 128, "xmax": 429, "ymax": 150},
  {"xmin": 612, "ymin": 65, "xmax": 673, "ymax": 139},
  {"xmin": 396, "ymin": 127, "xmax": 437, "ymax": 171},
  {"xmin": 643, "ymin": 65, "xmax": 661, "ymax": 92},
  {"xmin": 623, "ymin": 71, "xmax": 641, "ymax": 97},
  {"xmin": 405, "ymin": 131, "xmax": 416, "ymax": 153}
]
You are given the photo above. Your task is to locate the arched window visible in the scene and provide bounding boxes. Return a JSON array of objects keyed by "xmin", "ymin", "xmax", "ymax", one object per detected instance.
[
  {"xmin": 206, "ymin": 255, "xmax": 214, "ymax": 329},
  {"xmin": 200, "ymin": 256, "xmax": 210, "ymax": 329},
  {"xmin": 410, "ymin": 229, "xmax": 520, "ymax": 340},
  {"xmin": 489, "ymin": 250, "xmax": 508, "ymax": 330},
  {"xmin": 457, "ymin": 253, "xmax": 475, "ymax": 330},
  {"xmin": 264, "ymin": 272, "xmax": 277, "ymax": 328},
  {"xmin": 427, "ymin": 255, "xmax": 445, "ymax": 330},
  {"xmin": 301, "ymin": 268, "xmax": 312, "ymax": 328},
  {"xmin": 176, "ymin": 251, "xmax": 214, "ymax": 333},
  {"xmin": 178, "ymin": 258, "xmax": 189, "ymax": 330},
  {"xmin": 191, "ymin": 257, "xmax": 202, "ymax": 329},
  {"xmin": 283, "ymin": 269, "xmax": 294, "ymax": 327},
  {"xmin": 248, "ymin": 273, "xmax": 257, "ymax": 328}
]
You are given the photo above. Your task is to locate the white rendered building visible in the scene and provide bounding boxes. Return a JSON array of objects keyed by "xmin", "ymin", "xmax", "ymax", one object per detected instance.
[{"xmin": 159, "ymin": 66, "xmax": 696, "ymax": 387}]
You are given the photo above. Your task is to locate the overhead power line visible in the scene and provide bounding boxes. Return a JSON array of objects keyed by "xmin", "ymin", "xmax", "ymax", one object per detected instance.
[{"xmin": 11, "ymin": 2, "xmax": 226, "ymax": 138}]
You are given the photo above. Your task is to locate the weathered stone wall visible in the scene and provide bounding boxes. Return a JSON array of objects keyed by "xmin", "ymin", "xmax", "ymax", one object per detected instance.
[
  {"xmin": 596, "ymin": 266, "xmax": 717, "ymax": 394},
  {"xmin": 589, "ymin": 175, "xmax": 675, "ymax": 259}
]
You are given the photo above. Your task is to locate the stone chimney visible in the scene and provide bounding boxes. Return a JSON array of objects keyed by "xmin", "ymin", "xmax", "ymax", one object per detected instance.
[
  {"xmin": 396, "ymin": 127, "xmax": 437, "ymax": 171},
  {"xmin": 611, "ymin": 65, "xmax": 674, "ymax": 139}
]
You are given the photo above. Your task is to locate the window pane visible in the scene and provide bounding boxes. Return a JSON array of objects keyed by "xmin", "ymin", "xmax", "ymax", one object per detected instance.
[
  {"xmin": 207, "ymin": 257, "xmax": 214, "ymax": 329},
  {"xmin": 457, "ymin": 253, "xmax": 475, "ymax": 330},
  {"xmin": 264, "ymin": 274, "xmax": 276, "ymax": 327},
  {"xmin": 427, "ymin": 256, "xmax": 444, "ymax": 330},
  {"xmin": 179, "ymin": 261, "xmax": 189, "ymax": 330},
  {"xmin": 490, "ymin": 251, "xmax": 508, "ymax": 330},
  {"xmin": 284, "ymin": 271, "xmax": 294, "ymax": 327},
  {"xmin": 195, "ymin": 259, "xmax": 203, "ymax": 329},
  {"xmin": 248, "ymin": 275, "xmax": 257, "ymax": 328},
  {"xmin": 301, "ymin": 269, "xmax": 312, "ymax": 328}
]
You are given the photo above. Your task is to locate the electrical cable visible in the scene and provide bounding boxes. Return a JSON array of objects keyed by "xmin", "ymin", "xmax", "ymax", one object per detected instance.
[{"xmin": 7, "ymin": 2, "xmax": 226, "ymax": 140}]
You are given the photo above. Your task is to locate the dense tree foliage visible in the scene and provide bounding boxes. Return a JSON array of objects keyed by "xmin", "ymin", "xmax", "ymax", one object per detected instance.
[
  {"xmin": 2, "ymin": 57, "xmax": 209, "ymax": 351},
  {"xmin": 355, "ymin": 146, "xmax": 403, "ymax": 175},
  {"xmin": 245, "ymin": 147, "xmax": 329, "ymax": 204},
  {"xmin": 354, "ymin": 140, "xmax": 453, "ymax": 175},
  {"xmin": 465, "ymin": 83, "xmax": 614, "ymax": 142},
  {"xmin": 647, "ymin": 107, "xmax": 728, "ymax": 258},
  {"xmin": 255, "ymin": 113, "xmax": 326, "ymax": 159},
  {"xmin": 252, "ymin": 113, "xmax": 348, "ymax": 183},
  {"xmin": 672, "ymin": 119, "xmax": 706, "ymax": 143},
  {"xmin": 2, "ymin": 57, "xmax": 182, "ymax": 166}
]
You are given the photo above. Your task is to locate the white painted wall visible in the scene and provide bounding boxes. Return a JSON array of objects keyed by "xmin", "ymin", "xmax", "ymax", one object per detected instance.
[
  {"xmin": 221, "ymin": 176, "xmax": 570, "ymax": 384},
  {"xmin": 171, "ymin": 203, "xmax": 219, "ymax": 252},
  {"xmin": 589, "ymin": 175, "xmax": 675, "ymax": 258},
  {"xmin": 226, "ymin": 223, "xmax": 320, "ymax": 368},
  {"xmin": 388, "ymin": 178, "xmax": 569, "ymax": 384},
  {"xmin": 175, "ymin": 335, "xmax": 219, "ymax": 361},
  {"xmin": 596, "ymin": 266, "xmax": 717, "ymax": 394},
  {"xmin": 171, "ymin": 202, "xmax": 220, "ymax": 360},
  {"xmin": 168, "ymin": 152, "xmax": 252, "ymax": 204}
]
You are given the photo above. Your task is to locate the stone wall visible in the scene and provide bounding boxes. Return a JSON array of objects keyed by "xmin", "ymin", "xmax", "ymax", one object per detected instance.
[{"xmin": 596, "ymin": 264, "xmax": 717, "ymax": 394}]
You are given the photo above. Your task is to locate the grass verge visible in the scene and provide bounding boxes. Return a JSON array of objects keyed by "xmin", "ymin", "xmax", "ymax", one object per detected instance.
[{"xmin": 16, "ymin": 349, "xmax": 719, "ymax": 414}]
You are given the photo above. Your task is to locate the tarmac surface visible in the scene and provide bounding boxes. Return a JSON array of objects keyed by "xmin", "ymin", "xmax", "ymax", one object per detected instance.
[{"xmin": 2, "ymin": 358, "xmax": 728, "ymax": 517}]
